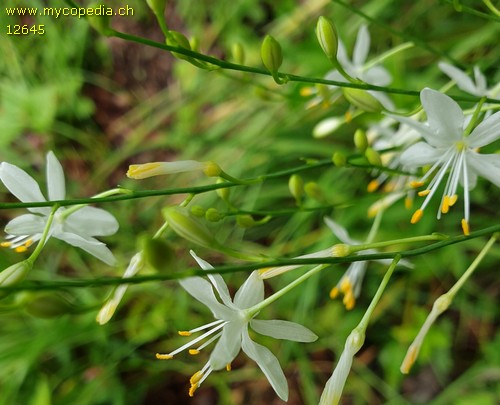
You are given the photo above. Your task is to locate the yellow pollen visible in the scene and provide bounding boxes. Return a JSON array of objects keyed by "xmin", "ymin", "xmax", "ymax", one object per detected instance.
[
  {"xmin": 448, "ymin": 195, "xmax": 458, "ymax": 206},
  {"xmin": 410, "ymin": 181, "xmax": 424, "ymax": 188},
  {"xmin": 417, "ymin": 190, "xmax": 430, "ymax": 197},
  {"xmin": 226, "ymin": 363, "xmax": 231, "ymax": 371},
  {"xmin": 126, "ymin": 162, "xmax": 161, "ymax": 179},
  {"xmin": 367, "ymin": 180, "xmax": 379, "ymax": 193},
  {"xmin": 345, "ymin": 111, "xmax": 353, "ymax": 123},
  {"xmin": 188, "ymin": 384, "xmax": 198, "ymax": 397},
  {"xmin": 189, "ymin": 349, "xmax": 200, "ymax": 355},
  {"xmin": 329, "ymin": 287, "xmax": 339, "ymax": 299},
  {"xmin": 155, "ymin": 353, "xmax": 173, "ymax": 360},
  {"xmin": 461, "ymin": 219, "xmax": 470, "ymax": 236},
  {"xmin": 400, "ymin": 345, "xmax": 418, "ymax": 374},
  {"xmin": 404, "ymin": 197, "xmax": 413, "ymax": 210},
  {"xmin": 1, "ymin": 241, "xmax": 12, "ymax": 248},
  {"xmin": 190, "ymin": 371, "xmax": 203, "ymax": 385},
  {"xmin": 15, "ymin": 246, "xmax": 28, "ymax": 253},
  {"xmin": 441, "ymin": 196, "xmax": 450, "ymax": 214},
  {"xmin": 411, "ymin": 209, "xmax": 424, "ymax": 224},
  {"xmin": 178, "ymin": 331, "xmax": 191, "ymax": 337}
]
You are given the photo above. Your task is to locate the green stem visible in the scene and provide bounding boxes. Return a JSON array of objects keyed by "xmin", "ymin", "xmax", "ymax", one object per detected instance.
[
  {"xmin": 362, "ymin": 42, "xmax": 414, "ymax": 72},
  {"xmin": 27, "ymin": 205, "xmax": 59, "ymax": 264},
  {"xmin": 349, "ymin": 233, "xmax": 447, "ymax": 254},
  {"xmin": 464, "ymin": 97, "xmax": 487, "ymax": 137},
  {"xmin": 60, "ymin": 188, "xmax": 131, "ymax": 220}
]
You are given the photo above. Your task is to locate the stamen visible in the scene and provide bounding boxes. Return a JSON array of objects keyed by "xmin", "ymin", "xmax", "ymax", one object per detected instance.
[
  {"xmin": 189, "ymin": 349, "xmax": 200, "ymax": 355},
  {"xmin": 226, "ymin": 363, "xmax": 231, "ymax": 371},
  {"xmin": 299, "ymin": 87, "xmax": 314, "ymax": 97},
  {"xmin": 15, "ymin": 246, "xmax": 28, "ymax": 253},
  {"xmin": 410, "ymin": 181, "xmax": 424, "ymax": 188},
  {"xmin": 404, "ymin": 197, "xmax": 413, "ymax": 210},
  {"xmin": 343, "ymin": 292, "xmax": 355, "ymax": 310},
  {"xmin": 367, "ymin": 180, "xmax": 379, "ymax": 193},
  {"xmin": 339, "ymin": 278, "xmax": 352, "ymax": 294},
  {"xmin": 190, "ymin": 370, "xmax": 204, "ymax": 385},
  {"xmin": 1, "ymin": 242, "xmax": 12, "ymax": 248},
  {"xmin": 461, "ymin": 219, "xmax": 470, "ymax": 236},
  {"xmin": 345, "ymin": 111, "xmax": 353, "ymax": 123},
  {"xmin": 178, "ymin": 331, "xmax": 192, "ymax": 337},
  {"xmin": 188, "ymin": 385, "xmax": 197, "ymax": 397},
  {"xmin": 411, "ymin": 209, "xmax": 423, "ymax": 224},
  {"xmin": 418, "ymin": 190, "xmax": 430, "ymax": 197},
  {"xmin": 156, "ymin": 353, "xmax": 173, "ymax": 360},
  {"xmin": 329, "ymin": 287, "xmax": 339, "ymax": 299},
  {"xmin": 441, "ymin": 196, "xmax": 450, "ymax": 214},
  {"xmin": 448, "ymin": 195, "xmax": 457, "ymax": 206}
]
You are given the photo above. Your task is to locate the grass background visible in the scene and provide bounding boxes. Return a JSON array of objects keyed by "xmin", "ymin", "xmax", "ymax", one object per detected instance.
[{"xmin": 0, "ymin": 0, "xmax": 499, "ymax": 404}]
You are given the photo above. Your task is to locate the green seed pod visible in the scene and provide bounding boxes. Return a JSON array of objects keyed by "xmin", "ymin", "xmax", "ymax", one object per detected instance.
[
  {"xmin": 343, "ymin": 88, "xmax": 383, "ymax": 113},
  {"xmin": 236, "ymin": 215, "xmax": 256, "ymax": 229},
  {"xmin": 365, "ymin": 147, "xmax": 383, "ymax": 166},
  {"xmin": 21, "ymin": 293, "xmax": 76, "ymax": 319},
  {"xmin": 288, "ymin": 174, "xmax": 304, "ymax": 204},
  {"xmin": 332, "ymin": 151, "xmax": 347, "ymax": 167},
  {"xmin": 163, "ymin": 206, "xmax": 218, "ymax": 249},
  {"xmin": 316, "ymin": 16, "xmax": 338, "ymax": 61},
  {"xmin": 140, "ymin": 235, "xmax": 175, "ymax": 272},
  {"xmin": 190, "ymin": 205, "xmax": 206, "ymax": 217},
  {"xmin": 205, "ymin": 208, "xmax": 222, "ymax": 222},
  {"xmin": 353, "ymin": 129, "xmax": 368, "ymax": 152},
  {"xmin": 261, "ymin": 35, "xmax": 283, "ymax": 74}
]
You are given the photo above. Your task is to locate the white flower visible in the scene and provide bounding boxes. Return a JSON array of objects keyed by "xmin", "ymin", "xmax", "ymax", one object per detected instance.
[
  {"xmin": 325, "ymin": 217, "xmax": 412, "ymax": 309},
  {"xmin": 388, "ymin": 88, "xmax": 500, "ymax": 234},
  {"xmin": 156, "ymin": 250, "xmax": 318, "ymax": 400},
  {"xmin": 127, "ymin": 160, "xmax": 220, "ymax": 179},
  {"xmin": 438, "ymin": 62, "xmax": 499, "ymax": 99},
  {"xmin": 0, "ymin": 151, "xmax": 118, "ymax": 265}
]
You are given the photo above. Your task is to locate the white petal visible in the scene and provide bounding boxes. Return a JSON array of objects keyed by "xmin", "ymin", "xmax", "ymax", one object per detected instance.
[
  {"xmin": 209, "ymin": 321, "xmax": 243, "ymax": 370},
  {"xmin": 55, "ymin": 232, "xmax": 116, "ymax": 265},
  {"xmin": 438, "ymin": 62, "xmax": 480, "ymax": 96},
  {"xmin": 179, "ymin": 276, "xmax": 236, "ymax": 320},
  {"xmin": 467, "ymin": 111, "xmax": 500, "ymax": 148},
  {"xmin": 233, "ymin": 271, "xmax": 264, "ymax": 309},
  {"xmin": 353, "ymin": 25, "xmax": 370, "ymax": 67},
  {"xmin": 0, "ymin": 162, "xmax": 48, "ymax": 214},
  {"xmin": 313, "ymin": 117, "xmax": 344, "ymax": 138},
  {"xmin": 466, "ymin": 151, "xmax": 500, "ymax": 188},
  {"xmin": 399, "ymin": 142, "xmax": 442, "ymax": 168},
  {"xmin": 5, "ymin": 213, "xmax": 46, "ymax": 235},
  {"xmin": 363, "ymin": 66, "xmax": 392, "ymax": 87},
  {"xmin": 368, "ymin": 90, "xmax": 394, "ymax": 110},
  {"xmin": 384, "ymin": 114, "xmax": 437, "ymax": 145},
  {"xmin": 65, "ymin": 207, "xmax": 119, "ymax": 236},
  {"xmin": 190, "ymin": 250, "xmax": 234, "ymax": 308},
  {"xmin": 421, "ymin": 88, "xmax": 464, "ymax": 144},
  {"xmin": 46, "ymin": 151, "xmax": 66, "ymax": 201},
  {"xmin": 241, "ymin": 328, "xmax": 288, "ymax": 401},
  {"xmin": 250, "ymin": 319, "xmax": 318, "ymax": 342},
  {"xmin": 323, "ymin": 217, "xmax": 358, "ymax": 245},
  {"xmin": 334, "ymin": 39, "xmax": 350, "ymax": 73},
  {"xmin": 318, "ymin": 349, "xmax": 354, "ymax": 405},
  {"xmin": 473, "ymin": 66, "xmax": 487, "ymax": 95}
]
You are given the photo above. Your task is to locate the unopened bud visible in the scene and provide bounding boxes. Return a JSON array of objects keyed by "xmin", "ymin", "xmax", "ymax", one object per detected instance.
[
  {"xmin": 304, "ymin": 182, "xmax": 325, "ymax": 202},
  {"xmin": 236, "ymin": 215, "xmax": 256, "ymax": 228},
  {"xmin": 20, "ymin": 292, "xmax": 76, "ymax": 319},
  {"xmin": 163, "ymin": 206, "xmax": 218, "ymax": 248},
  {"xmin": 288, "ymin": 174, "xmax": 304, "ymax": 204},
  {"xmin": 232, "ymin": 42, "xmax": 245, "ymax": 64},
  {"xmin": 332, "ymin": 151, "xmax": 347, "ymax": 167},
  {"xmin": 365, "ymin": 147, "xmax": 382, "ymax": 166},
  {"xmin": 205, "ymin": 208, "xmax": 222, "ymax": 222},
  {"xmin": 190, "ymin": 205, "xmax": 206, "ymax": 217},
  {"xmin": 216, "ymin": 179, "xmax": 230, "ymax": 202},
  {"xmin": 0, "ymin": 260, "xmax": 32, "ymax": 286},
  {"xmin": 167, "ymin": 30, "xmax": 192, "ymax": 61},
  {"xmin": 353, "ymin": 129, "xmax": 368, "ymax": 152},
  {"xmin": 261, "ymin": 35, "xmax": 283, "ymax": 74},
  {"xmin": 331, "ymin": 243, "xmax": 352, "ymax": 257},
  {"xmin": 316, "ymin": 16, "xmax": 338, "ymax": 61},
  {"xmin": 343, "ymin": 88, "xmax": 383, "ymax": 112},
  {"xmin": 146, "ymin": 0, "xmax": 167, "ymax": 16},
  {"xmin": 313, "ymin": 117, "xmax": 343, "ymax": 138},
  {"xmin": 203, "ymin": 161, "xmax": 222, "ymax": 177}
]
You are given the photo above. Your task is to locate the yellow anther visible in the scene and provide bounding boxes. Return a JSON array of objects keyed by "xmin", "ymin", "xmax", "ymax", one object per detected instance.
[
  {"xmin": 258, "ymin": 267, "xmax": 272, "ymax": 276},
  {"xmin": 15, "ymin": 246, "xmax": 28, "ymax": 253},
  {"xmin": 448, "ymin": 195, "xmax": 458, "ymax": 206},
  {"xmin": 441, "ymin": 196, "xmax": 450, "ymax": 214},
  {"xmin": 155, "ymin": 353, "xmax": 173, "ymax": 360},
  {"xmin": 400, "ymin": 345, "xmax": 418, "ymax": 374},
  {"xmin": 299, "ymin": 87, "xmax": 314, "ymax": 97},
  {"xmin": 345, "ymin": 111, "xmax": 353, "ymax": 123},
  {"xmin": 202, "ymin": 161, "xmax": 222, "ymax": 177},
  {"xmin": 417, "ymin": 190, "xmax": 430, "ymax": 197},
  {"xmin": 188, "ymin": 384, "xmax": 198, "ymax": 397},
  {"xmin": 410, "ymin": 181, "xmax": 424, "ymax": 188},
  {"xmin": 367, "ymin": 180, "xmax": 379, "ymax": 193},
  {"xmin": 1, "ymin": 241, "xmax": 12, "ymax": 248},
  {"xmin": 461, "ymin": 219, "xmax": 470, "ymax": 236},
  {"xmin": 404, "ymin": 197, "xmax": 413, "ymax": 210},
  {"xmin": 226, "ymin": 363, "xmax": 231, "ymax": 371},
  {"xmin": 24, "ymin": 239, "xmax": 33, "ymax": 247},
  {"xmin": 189, "ymin": 349, "xmax": 200, "ymax": 355},
  {"xmin": 178, "ymin": 331, "xmax": 192, "ymax": 337},
  {"xmin": 411, "ymin": 209, "xmax": 424, "ymax": 224},
  {"xmin": 383, "ymin": 183, "xmax": 396, "ymax": 193},
  {"xmin": 339, "ymin": 278, "xmax": 353, "ymax": 294},
  {"xmin": 126, "ymin": 162, "xmax": 162, "ymax": 179},
  {"xmin": 190, "ymin": 371, "xmax": 203, "ymax": 385},
  {"xmin": 343, "ymin": 292, "xmax": 355, "ymax": 310},
  {"xmin": 329, "ymin": 287, "xmax": 339, "ymax": 299}
]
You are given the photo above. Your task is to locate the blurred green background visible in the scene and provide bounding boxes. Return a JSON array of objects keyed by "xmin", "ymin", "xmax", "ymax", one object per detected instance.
[{"xmin": 0, "ymin": 0, "xmax": 499, "ymax": 404}]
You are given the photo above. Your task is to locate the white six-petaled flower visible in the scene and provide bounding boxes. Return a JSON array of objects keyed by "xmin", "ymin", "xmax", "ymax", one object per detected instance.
[
  {"xmin": 156, "ymin": 250, "xmax": 318, "ymax": 400},
  {"xmin": 388, "ymin": 88, "xmax": 500, "ymax": 235},
  {"xmin": 0, "ymin": 151, "xmax": 118, "ymax": 265}
]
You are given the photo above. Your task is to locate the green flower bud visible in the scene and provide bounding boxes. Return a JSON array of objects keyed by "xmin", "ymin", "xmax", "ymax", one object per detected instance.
[
  {"xmin": 232, "ymin": 42, "xmax": 245, "ymax": 64},
  {"xmin": 190, "ymin": 205, "xmax": 206, "ymax": 217},
  {"xmin": 261, "ymin": 35, "xmax": 283, "ymax": 74},
  {"xmin": 353, "ymin": 129, "xmax": 368, "ymax": 152},
  {"xmin": 316, "ymin": 16, "xmax": 338, "ymax": 61},
  {"xmin": 163, "ymin": 206, "xmax": 218, "ymax": 248},
  {"xmin": 20, "ymin": 292, "xmax": 76, "ymax": 319},
  {"xmin": 304, "ymin": 182, "xmax": 325, "ymax": 202},
  {"xmin": 205, "ymin": 208, "xmax": 222, "ymax": 222},
  {"xmin": 332, "ymin": 151, "xmax": 347, "ymax": 167},
  {"xmin": 216, "ymin": 178, "xmax": 230, "ymax": 202},
  {"xmin": 236, "ymin": 215, "xmax": 256, "ymax": 229},
  {"xmin": 146, "ymin": 0, "xmax": 167, "ymax": 16},
  {"xmin": 87, "ymin": 4, "xmax": 113, "ymax": 36},
  {"xmin": 166, "ymin": 30, "xmax": 192, "ymax": 61},
  {"xmin": 0, "ymin": 260, "xmax": 32, "ymax": 286},
  {"xmin": 203, "ymin": 161, "xmax": 222, "ymax": 177},
  {"xmin": 288, "ymin": 174, "xmax": 304, "ymax": 205},
  {"xmin": 365, "ymin": 147, "xmax": 383, "ymax": 166},
  {"xmin": 343, "ymin": 88, "xmax": 383, "ymax": 113},
  {"xmin": 140, "ymin": 235, "xmax": 175, "ymax": 272},
  {"xmin": 190, "ymin": 36, "xmax": 200, "ymax": 52}
]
